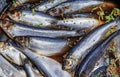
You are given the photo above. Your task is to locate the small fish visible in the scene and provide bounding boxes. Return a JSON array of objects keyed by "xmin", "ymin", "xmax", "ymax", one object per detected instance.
[
  {"xmin": 75, "ymin": 29, "xmax": 120, "ymax": 77},
  {"xmin": 62, "ymin": 17, "xmax": 120, "ymax": 72},
  {"xmin": 0, "ymin": 19, "xmax": 84, "ymax": 38},
  {"xmin": 34, "ymin": 0, "xmax": 67, "ymax": 12},
  {"xmin": 10, "ymin": 40, "xmax": 71, "ymax": 77},
  {"xmin": 15, "ymin": 36, "xmax": 69, "ymax": 56},
  {"xmin": 8, "ymin": 10, "xmax": 56, "ymax": 28},
  {"xmin": 0, "ymin": 55, "xmax": 25, "ymax": 77},
  {"xmin": 0, "ymin": 41, "xmax": 26, "ymax": 66},
  {"xmin": 47, "ymin": 1, "xmax": 105, "ymax": 16}
]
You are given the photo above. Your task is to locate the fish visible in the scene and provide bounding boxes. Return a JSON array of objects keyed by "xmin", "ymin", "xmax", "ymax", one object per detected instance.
[
  {"xmin": 74, "ymin": 29, "xmax": 120, "ymax": 77},
  {"xmin": 34, "ymin": 0, "xmax": 67, "ymax": 12},
  {"xmin": 0, "ymin": 41, "xmax": 26, "ymax": 66},
  {"xmin": 0, "ymin": 55, "xmax": 25, "ymax": 77},
  {"xmin": 47, "ymin": 1, "xmax": 114, "ymax": 16},
  {"xmin": 8, "ymin": 10, "xmax": 56, "ymax": 28},
  {"xmin": 62, "ymin": 17, "xmax": 120, "ymax": 72},
  {"xmin": 90, "ymin": 66, "xmax": 108, "ymax": 77},
  {"xmin": 14, "ymin": 36, "xmax": 69, "ymax": 56},
  {"xmin": 8, "ymin": 10, "xmax": 103, "ymax": 30},
  {"xmin": 0, "ymin": 19, "xmax": 84, "ymax": 38},
  {"xmin": 10, "ymin": 40, "xmax": 71, "ymax": 77}
]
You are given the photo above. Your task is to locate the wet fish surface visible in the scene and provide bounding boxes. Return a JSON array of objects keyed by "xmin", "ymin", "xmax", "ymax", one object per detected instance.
[
  {"xmin": 8, "ymin": 10, "xmax": 56, "ymax": 28},
  {"xmin": 75, "ymin": 29, "xmax": 120, "ymax": 77},
  {"xmin": 15, "ymin": 36, "xmax": 69, "ymax": 56},
  {"xmin": 34, "ymin": 0, "xmax": 67, "ymax": 12},
  {"xmin": 63, "ymin": 17, "xmax": 120, "ymax": 72},
  {"xmin": 47, "ymin": 1, "xmax": 104, "ymax": 16},
  {"xmin": 0, "ymin": 55, "xmax": 25, "ymax": 77},
  {"xmin": 10, "ymin": 40, "xmax": 71, "ymax": 77},
  {"xmin": 0, "ymin": 19, "xmax": 84, "ymax": 38},
  {"xmin": 0, "ymin": 41, "xmax": 26, "ymax": 66},
  {"xmin": 23, "ymin": 59, "xmax": 42, "ymax": 77}
]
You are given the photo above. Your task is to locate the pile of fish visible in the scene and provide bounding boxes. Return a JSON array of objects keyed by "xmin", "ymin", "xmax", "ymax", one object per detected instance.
[{"xmin": 0, "ymin": 0, "xmax": 120, "ymax": 77}]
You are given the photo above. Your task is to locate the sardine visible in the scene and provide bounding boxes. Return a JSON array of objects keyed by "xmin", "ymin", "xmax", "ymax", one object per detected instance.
[
  {"xmin": 0, "ymin": 55, "xmax": 25, "ymax": 77},
  {"xmin": 75, "ymin": 29, "xmax": 120, "ymax": 77},
  {"xmin": 47, "ymin": 1, "xmax": 113, "ymax": 16},
  {"xmin": 10, "ymin": 40, "xmax": 71, "ymax": 77},
  {"xmin": 0, "ymin": 19, "xmax": 84, "ymax": 38},
  {"xmin": 8, "ymin": 10, "xmax": 103, "ymax": 30},
  {"xmin": 8, "ymin": 10, "xmax": 56, "ymax": 28},
  {"xmin": 62, "ymin": 17, "xmax": 120, "ymax": 72},
  {"xmin": 15, "ymin": 36, "xmax": 69, "ymax": 56},
  {"xmin": 34, "ymin": 0, "xmax": 67, "ymax": 12}
]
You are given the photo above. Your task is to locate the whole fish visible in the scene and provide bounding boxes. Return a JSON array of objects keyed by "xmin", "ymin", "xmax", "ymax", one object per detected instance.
[
  {"xmin": 15, "ymin": 36, "xmax": 69, "ymax": 56},
  {"xmin": 75, "ymin": 29, "xmax": 120, "ymax": 77},
  {"xmin": 62, "ymin": 17, "xmax": 120, "ymax": 72},
  {"xmin": 0, "ymin": 55, "xmax": 25, "ymax": 77},
  {"xmin": 47, "ymin": 1, "xmax": 114, "ymax": 16},
  {"xmin": 34, "ymin": 0, "xmax": 67, "ymax": 12},
  {"xmin": 8, "ymin": 10, "xmax": 56, "ymax": 28},
  {"xmin": 10, "ymin": 40, "xmax": 71, "ymax": 77},
  {"xmin": 8, "ymin": 10, "xmax": 103, "ymax": 30},
  {"xmin": 0, "ymin": 19, "xmax": 84, "ymax": 38}
]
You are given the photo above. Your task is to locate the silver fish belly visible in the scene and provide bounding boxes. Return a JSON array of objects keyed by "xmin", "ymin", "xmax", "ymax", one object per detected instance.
[{"xmin": 25, "ymin": 37, "xmax": 68, "ymax": 56}]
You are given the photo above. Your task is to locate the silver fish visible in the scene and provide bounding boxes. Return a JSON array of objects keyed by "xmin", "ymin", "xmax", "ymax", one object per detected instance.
[
  {"xmin": 0, "ymin": 19, "xmax": 84, "ymax": 38},
  {"xmin": 62, "ymin": 17, "xmax": 120, "ymax": 72},
  {"xmin": 47, "ymin": 1, "xmax": 104, "ymax": 16},
  {"xmin": 75, "ymin": 29, "xmax": 120, "ymax": 77},
  {"xmin": 34, "ymin": 0, "xmax": 67, "ymax": 12},
  {"xmin": 8, "ymin": 10, "xmax": 56, "ymax": 28},
  {"xmin": 0, "ymin": 55, "xmax": 25, "ymax": 77},
  {"xmin": 15, "ymin": 36, "xmax": 69, "ymax": 56},
  {"xmin": 10, "ymin": 40, "xmax": 71, "ymax": 77}
]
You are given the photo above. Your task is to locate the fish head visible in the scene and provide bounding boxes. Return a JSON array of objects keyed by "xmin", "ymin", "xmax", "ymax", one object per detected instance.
[
  {"xmin": 63, "ymin": 56, "xmax": 78, "ymax": 72},
  {"xmin": 8, "ymin": 10, "xmax": 22, "ymax": 21}
]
